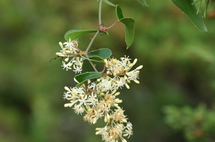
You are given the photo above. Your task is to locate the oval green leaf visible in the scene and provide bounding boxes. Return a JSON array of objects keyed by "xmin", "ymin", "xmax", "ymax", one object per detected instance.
[
  {"xmin": 172, "ymin": 0, "xmax": 207, "ymax": 32},
  {"xmin": 119, "ymin": 18, "xmax": 135, "ymax": 49},
  {"xmin": 103, "ymin": 0, "xmax": 115, "ymax": 7},
  {"xmin": 75, "ymin": 72, "xmax": 102, "ymax": 87},
  {"xmin": 115, "ymin": 5, "xmax": 124, "ymax": 20},
  {"xmin": 137, "ymin": 0, "xmax": 149, "ymax": 7},
  {"xmin": 87, "ymin": 48, "xmax": 112, "ymax": 61},
  {"xmin": 64, "ymin": 30, "xmax": 108, "ymax": 40}
]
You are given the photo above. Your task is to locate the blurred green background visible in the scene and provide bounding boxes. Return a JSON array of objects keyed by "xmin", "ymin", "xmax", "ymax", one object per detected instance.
[{"xmin": 1, "ymin": 0, "xmax": 215, "ymax": 142}]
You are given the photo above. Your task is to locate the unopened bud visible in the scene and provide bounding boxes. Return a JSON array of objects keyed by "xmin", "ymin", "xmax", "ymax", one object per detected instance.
[
  {"xmin": 136, "ymin": 65, "xmax": 143, "ymax": 70},
  {"xmin": 64, "ymin": 86, "xmax": 70, "ymax": 91},
  {"xmin": 125, "ymin": 83, "xmax": 130, "ymax": 89},
  {"xmin": 115, "ymin": 92, "xmax": 120, "ymax": 96},
  {"xmin": 132, "ymin": 58, "xmax": 137, "ymax": 65},
  {"xmin": 134, "ymin": 80, "xmax": 140, "ymax": 84},
  {"xmin": 59, "ymin": 42, "xmax": 63, "ymax": 49},
  {"xmin": 56, "ymin": 52, "xmax": 64, "ymax": 57},
  {"xmin": 115, "ymin": 98, "xmax": 122, "ymax": 103},
  {"xmin": 64, "ymin": 103, "xmax": 74, "ymax": 107},
  {"xmin": 65, "ymin": 57, "xmax": 69, "ymax": 62}
]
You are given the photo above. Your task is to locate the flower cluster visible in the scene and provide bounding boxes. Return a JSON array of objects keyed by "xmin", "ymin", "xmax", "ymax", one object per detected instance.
[
  {"xmin": 57, "ymin": 39, "xmax": 143, "ymax": 142},
  {"xmin": 56, "ymin": 39, "xmax": 83, "ymax": 73}
]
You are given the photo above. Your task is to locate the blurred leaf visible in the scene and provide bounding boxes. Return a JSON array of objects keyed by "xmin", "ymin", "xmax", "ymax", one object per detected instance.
[
  {"xmin": 75, "ymin": 72, "xmax": 102, "ymax": 87},
  {"xmin": 172, "ymin": 0, "xmax": 207, "ymax": 32},
  {"xmin": 119, "ymin": 18, "xmax": 135, "ymax": 49},
  {"xmin": 204, "ymin": 0, "xmax": 210, "ymax": 18},
  {"xmin": 87, "ymin": 48, "xmax": 112, "ymax": 61},
  {"xmin": 64, "ymin": 30, "xmax": 108, "ymax": 40},
  {"xmin": 115, "ymin": 5, "xmax": 134, "ymax": 49},
  {"xmin": 115, "ymin": 5, "xmax": 124, "ymax": 20},
  {"xmin": 137, "ymin": 0, "xmax": 149, "ymax": 7},
  {"xmin": 103, "ymin": 0, "xmax": 115, "ymax": 7}
]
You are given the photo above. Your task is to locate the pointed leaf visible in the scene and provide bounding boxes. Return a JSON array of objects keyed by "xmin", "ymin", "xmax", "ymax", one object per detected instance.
[
  {"xmin": 64, "ymin": 30, "xmax": 108, "ymax": 40},
  {"xmin": 103, "ymin": 0, "xmax": 115, "ymax": 7},
  {"xmin": 172, "ymin": 0, "xmax": 207, "ymax": 32},
  {"xmin": 115, "ymin": 5, "xmax": 124, "ymax": 20},
  {"xmin": 137, "ymin": 0, "xmax": 149, "ymax": 7},
  {"xmin": 119, "ymin": 18, "xmax": 135, "ymax": 49},
  {"xmin": 75, "ymin": 72, "xmax": 102, "ymax": 87},
  {"xmin": 88, "ymin": 48, "xmax": 112, "ymax": 61}
]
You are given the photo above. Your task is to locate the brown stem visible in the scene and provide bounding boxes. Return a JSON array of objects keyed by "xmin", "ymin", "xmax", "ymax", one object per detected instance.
[{"xmin": 98, "ymin": 21, "xmax": 120, "ymax": 32}]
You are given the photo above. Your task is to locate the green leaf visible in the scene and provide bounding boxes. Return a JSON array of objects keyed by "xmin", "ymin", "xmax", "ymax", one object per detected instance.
[
  {"xmin": 204, "ymin": 0, "xmax": 210, "ymax": 18},
  {"xmin": 75, "ymin": 72, "xmax": 102, "ymax": 87},
  {"xmin": 87, "ymin": 48, "xmax": 112, "ymax": 61},
  {"xmin": 103, "ymin": 0, "xmax": 115, "ymax": 7},
  {"xmin": 115, "ymin": 5, "xmax": 124, "ymax": 20},
  {"xmin": 172, "ymin": 0, "xmax": 207, "ymax": 32},
  {"xmin": 119, "ymin": 18, "xmax": 135, "ymax": 49},
  {"xmin": 137, "ymin": 0, "xmax": 149, "ymax": 7},
  {"xmin": 64, "ymin": 30, "xmax": 108, "ymax": 40}
]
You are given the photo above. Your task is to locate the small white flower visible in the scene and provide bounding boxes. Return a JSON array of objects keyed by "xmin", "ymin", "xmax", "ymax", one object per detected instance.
[
  {"xmin": 71, "ymin": 87, "xmax": 85, "ymax": 96},
  {"xmin": 78, "ymin": 95, "xmax": 88, "ymax": 106},
  {"xmin": 73, "ymin": 104, "xmax": 85, "ymax": 114},
  {"xmin": 61, "ymin": 61, "xmax": 72, "ymax": 71},
  {"xmin": 87, "ymin": 93, "xmax": 98, "ymax": 107},
  {"xmin": 98, "ymin": 77, "xmax": 113, "ymax": 91},
  {"xmin": 56, "ymin": 39, "xmax": 84, "ymax": 72},
  {"xmin": 88, "ymin": 82, "xmax": 96, "ymax": 90},
  {"xmin": 63, "ymin": 39, "xmax": 74, "ymax": 47},
  {"xmin": 63, "ymin": 92, "xmax": 72, "ymax": 100},
  {"xmin": 73, "ymin": 65, "xmax": 82, "ymax": 74},
  {"xmin": 123, "ymin": 122, "xmax": 133, "ymax": 138},
  {"xmin": 126, "ymin": 70, "xmax": 139, "ymax": 82},
  {"xmin": 114, "ymin": 78, "xmax": 126, "ymax": 89},
  {"xmin": 95, "ymin": 126, "xmax": 108, "ymax": 135}
]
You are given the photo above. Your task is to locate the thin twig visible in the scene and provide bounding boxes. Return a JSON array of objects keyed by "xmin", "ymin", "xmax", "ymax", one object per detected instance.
[{"xmin": 84, "ymin": 0, "xmax": 103, "ymax": 72}]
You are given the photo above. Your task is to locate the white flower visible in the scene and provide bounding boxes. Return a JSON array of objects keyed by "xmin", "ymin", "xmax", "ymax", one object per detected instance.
[
  {"xmin": 97, "ymin": 77, "xmax": 113, "ymax": 91},
  {"xmin": 126, "ymin": 70, "xmax": 140, "ymax": 83},
  {"xmin": 105, "ymin": 57, "xmax": 143, "ymax": 89},
  {"xmin": 114, "ymin": 77, "xmax": 126, "ymax": 89},
  {"xmin": 88, "ymin": 82, "xmax": 96, "ymax": 90},
  {"xmin": 120, "ymin": 56, "xmax": 131, "ymax": 68},
  {"xmin": 87, "ymin": 93, "xmax": 98, "ymax": 107},
  {"xmin": 78, "ymin": 95, "xmax": 88, "ymax": 106},
  {"xmin": 73, "ymin": 65, "xmax": 82, "ymax": 73},
  {"xmin": 73, "ymin": 104, "xmax": 85, "ymax": 114},
  {"xmin": 63, "ymin": 39, "xmax": 75, "ymax": 47},
  {"xmin": 61, "ymin": 61, "xmax": 72, "ymax": 71},
  {"xmin": 123, "ymin": 122, "xmax": 133, "ymax": 138},
  {"xmin": 96, "ymin": 126, "xmax": 108, "ymax": 135},
  {"xmin": 112, "ymin": 108, "xmax": 127, "ymax": 123},
  {"xmin": 64, "ymin": 39, "xmax": 78, "ymax": 48},
  {"xmin": 71, "ymin": 87, "xmax": 85, "ymax": 96},
  {"xmin": 126, "ymin": 65, "xmax": 143, "ymax": 83},
  {"xmin": 56, "ymin": 39, "xmax": 84, "ymax": 73},
  {"xmin": 63, "ymin": 92, "xmax": 72, "ymax": 100}
]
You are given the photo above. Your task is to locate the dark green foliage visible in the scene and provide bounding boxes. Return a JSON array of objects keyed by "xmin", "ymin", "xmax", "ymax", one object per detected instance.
[
  {"xmin": 164, "ymin": 105, "xmax": 215, "ymax": 142},
  {"xmin": 172, "ymin": 0, "xmax": 208, "ymax": 32},
  {"xmin": 87, "ymin": 48, "xmax": 112, "ymax": 61},
  {"xmin": 75, "ymin": 72, "xmax": 102, "ymax": 87}
]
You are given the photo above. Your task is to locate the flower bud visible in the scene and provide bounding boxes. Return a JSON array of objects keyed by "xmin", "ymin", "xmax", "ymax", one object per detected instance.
[{"xmin": 64, "ymin": 86, "xmax": 70, "ymax": 91}]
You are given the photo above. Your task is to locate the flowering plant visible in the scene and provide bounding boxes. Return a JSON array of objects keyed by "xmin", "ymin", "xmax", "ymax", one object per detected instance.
[
  {"xmin": 53, "ymin": 0, "xmax": 212, "ymax": 141},
  {"xmin": 54, "ymin": 0, "xmax": 143, "ymax": 141}
]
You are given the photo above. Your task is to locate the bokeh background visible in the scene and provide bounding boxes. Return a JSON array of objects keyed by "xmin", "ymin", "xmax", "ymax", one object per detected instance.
[{"xmin": 1, "ymin": 0, "xmax": 215, "ymax": 142}]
